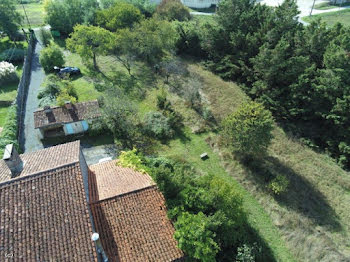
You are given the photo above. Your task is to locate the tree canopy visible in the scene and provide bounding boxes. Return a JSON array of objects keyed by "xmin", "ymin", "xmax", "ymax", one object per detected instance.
[{"xmin": 0, "ymin": 0, "xmax": 22, "ymax": 39}]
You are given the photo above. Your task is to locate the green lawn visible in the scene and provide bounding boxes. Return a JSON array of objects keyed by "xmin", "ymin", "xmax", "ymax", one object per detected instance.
[
  {"xmin": 16, "ymin": 3, "xmax": 45, "ymax": 28},
  {"xmin": 0, "ymin": 106, "xmax": 9, "ymax": 127},
  {"xmin": 314, "ymin": 1, "xmax": 350, "ymax": 10},
  {"xmin": 303, "ymin": 8, "xmax": 350, "ymax": 26}
]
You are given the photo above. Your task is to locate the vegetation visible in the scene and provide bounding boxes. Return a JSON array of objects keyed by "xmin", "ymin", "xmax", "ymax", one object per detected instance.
[
  {"xmin": 222, "ymin": 101, "xmax": 274, "ymax": 157},
  {"xmin": 0, "ymin": 105, "xmax": 18, "ymax": 156},
  {"xmin": 0, "ymin": 62, "xmax": 18, "ymax": 85},
  {"xmin": 39, "ymin": 43, "xmax": 65, "ymax": 72},
  {"xmin": 156, "ymin": 0, "xmax": 191, "ymax": 21},
  {"xmin": 303, "ymin": 9, "xmax": 350, "ymax": 26},
  {"xmin": 314, "ymin": 1, "xmax": 350, "ymax": 10},
  {"xmin": 16, "ymin": 2, "xmax": 45, "ymax": 28},
  {"xmin": 37, "ymin": 27, "xmax": 53, "ymax": 47},
  {"xmin": 0, "ymin": 0, "xmax": 22, "ymax": 39}
]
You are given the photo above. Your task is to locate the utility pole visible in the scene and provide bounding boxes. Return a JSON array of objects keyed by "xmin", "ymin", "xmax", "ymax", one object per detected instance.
[{"xmin": 310, "ymin": 0, "xmax": 316, "ymax": 16}]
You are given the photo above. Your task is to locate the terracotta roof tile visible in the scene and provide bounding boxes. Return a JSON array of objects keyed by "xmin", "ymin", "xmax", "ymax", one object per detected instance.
[
  {"xmin": 90, "ymin": 187, "xmax": 184, "ymax": 262},
  {"xmin": 0, "ymin": 163, "xmax": 97, "ymax": 261},
  {"xmin": 0, "ymin": 141, "xmax": 80, "ymax": 182},
  {"xmin": 34, "ymin": 100, "xmax": 101, "ymax": 129},
  {"xmin": 89, "ymin": 160, "xmax": 155, "ymax": 201},
  {"xmin": 89, "ymin": 160, "xmax": 184, "ymax": 262}
]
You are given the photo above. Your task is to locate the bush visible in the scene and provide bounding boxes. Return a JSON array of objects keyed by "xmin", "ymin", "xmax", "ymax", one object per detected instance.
[
  {"xmin": 56, "ymin": 83, "xmax": 78, "ymax": 106},
  {"xmin": 88, "ymin": 118, "xmax": 109, "ymax": 137},
  {"xmin": 0, "ymin": 61, "xmax": 18, "ymax": 85},
  {"xmin": 268, "ymin": 175, "xmax": 289, "ymax": 195},
  {"xmin": 156, "ymin": 0, "xmax": 191, "ymax": 21},
  {"xmin": 37, "ymin": 27, "xmax": 53, "ymax": 47},
  {"xmin": 39, "ymin": 43, "xmax": 65, "ymax": 72},
  {"xmin": 236, "ymin": 243, "xmax": 261, "ymax": 262},
  {"xmin": 0, "ymin": 48, "xmax": 26, "ymax": 63},
  {"xmin": 143, "ymin": 111, "xmax": 174, "ymax": 139},
  {"xmin": 0, "ymin": 105, "xmax": 18, "ymax": 157},
  {"xmin": 117, "ymin": 148, "xmax": 149, "ymax": 174},
  {"xmin": 222, "ymin": 101, "xmax": 274, "ymax": 157}
]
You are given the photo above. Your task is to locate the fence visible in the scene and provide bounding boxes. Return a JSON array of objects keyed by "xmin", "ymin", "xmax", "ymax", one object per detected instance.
[{"xmin": 15, "ymin": 31, "xmax": 37, "ymax": 152}]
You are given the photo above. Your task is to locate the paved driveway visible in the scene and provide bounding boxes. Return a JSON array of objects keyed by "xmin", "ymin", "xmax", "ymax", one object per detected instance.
[{"xmin": 23, "ymin": 33, "xmax": 45, "ymax": 153}]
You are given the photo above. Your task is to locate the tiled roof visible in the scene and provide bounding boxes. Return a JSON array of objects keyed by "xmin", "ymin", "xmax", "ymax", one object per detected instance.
[
  {"xmin": 0, "ymin": 163, "xmax": 97, "ymax": 261},
  {"xmin": 89, "ymin": 160, "xmax": 155, "ymax": 201},
  {"xmin": 90, "ymin": 187, "xmax": 184, "ymax": 262},
  {"xmin": 89, "ymin": 160, "xmax": 184, "ymax": 262},
  {"xmin": 34, "ymin": 100, "xmax": 101, "ymax": 129},
  {"xmin": 0, "ymin": 141, "xmax": 80, "ymax": 182}
]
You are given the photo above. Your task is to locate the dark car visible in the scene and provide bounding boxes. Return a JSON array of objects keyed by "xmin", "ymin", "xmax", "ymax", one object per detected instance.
[{"xmin": 54, "ymin": 66, "xmax": 81, "ymax": 77}]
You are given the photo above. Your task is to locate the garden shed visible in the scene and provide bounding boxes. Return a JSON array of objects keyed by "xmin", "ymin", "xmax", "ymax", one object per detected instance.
[{"xmin": 34, "ymin": 100, "xmax": 101, "ymax": 138}]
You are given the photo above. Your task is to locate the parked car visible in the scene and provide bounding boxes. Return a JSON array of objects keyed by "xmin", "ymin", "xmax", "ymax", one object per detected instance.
[{"xmin": 53, "ymin": 66, "xmax": 81, "ymax": 77}]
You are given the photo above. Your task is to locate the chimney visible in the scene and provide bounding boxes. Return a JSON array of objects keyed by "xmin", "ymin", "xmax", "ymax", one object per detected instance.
[
  {"xmin": 65, "ymin": 101, "xmax": 72, "ymax": 110},
  {"xmin": 91, "ymin": 233, "xmax": 109, "ymax": 262},
  {"xmin": 3, "ymin": 144, "xmax": 23, "ymax": 177},
  {"xmin": 44, "ymin": 105, "xmax": 52, "ymax": 114}
]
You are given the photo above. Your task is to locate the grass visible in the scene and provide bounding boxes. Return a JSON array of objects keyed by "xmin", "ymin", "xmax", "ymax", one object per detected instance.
[
  {"xmin": 16, "ymin": 3, "xmax": 45, "ymax": 28},
  {"xmin": 0, "ymin": 106, "xmax": 9, "ymax": 127},
  {"xmin": 314, "ymin": 1, "xmax": 350, "ymax": 10},
  {"xmin": 303, "ymin": 8, "xmax": 350, "ymax": 26},
  {"xmin": 185, "ymin": 62, "xmax": 350, "ymax": 261}
]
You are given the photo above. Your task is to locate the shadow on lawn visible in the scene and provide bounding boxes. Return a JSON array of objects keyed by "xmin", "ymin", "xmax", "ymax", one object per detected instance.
[{"xmin": 241, "ymin": 155, "xmax": 342, "ymax": 231}]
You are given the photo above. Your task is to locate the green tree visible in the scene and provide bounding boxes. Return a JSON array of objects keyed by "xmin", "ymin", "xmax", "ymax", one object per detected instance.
[
  {"xmin": 39, "ymin": 43, "xmax": 65, "ymax": 72},
  {"xmin": 44, "ymin": 0, "xmax": 99, "ymax": 35},
  {"xmin": 174, "ymin": 212, "xmax": 220, "ymax": 261},
  {"xmin": 156, "ymin": 0, "xmax": 191, "ymax": 21},
  {"xmin": 66, "ymin": 25, "xmax": 115, "ymax": 70},
  {"xmin": 0, "ymin": 0, "xmax": 22, "ymax": 39},
  {"xmin": 96, "ymin": 2, "xmax": 142, "ymax": 31},
  {"xmin": 222, "ymin": 101, "xmax": 274, "ymax": 156},
  {"xmin": 99, "ymin": 0, "xmax": 156, "ymax": 16}
]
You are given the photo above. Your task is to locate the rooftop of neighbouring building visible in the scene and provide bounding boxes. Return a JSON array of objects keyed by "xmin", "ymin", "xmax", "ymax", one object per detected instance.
[{"xmin": 34, "ymin": 100, "xmax": 101, "ymax": 129}]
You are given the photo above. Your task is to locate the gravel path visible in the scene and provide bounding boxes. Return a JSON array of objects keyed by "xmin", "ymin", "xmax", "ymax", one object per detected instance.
[{"xmin": 23, "ymin": 34, "xmax": 45, "ymax": 153}]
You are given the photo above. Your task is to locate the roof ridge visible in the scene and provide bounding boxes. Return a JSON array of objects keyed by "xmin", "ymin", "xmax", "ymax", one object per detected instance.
[
  {"xmin": 0, "ymin": 161, "xmax": 80, "ymax": 187},
  {"xmin": 89, "ymin": 184, "xmax": 158, "ymax": 205}
]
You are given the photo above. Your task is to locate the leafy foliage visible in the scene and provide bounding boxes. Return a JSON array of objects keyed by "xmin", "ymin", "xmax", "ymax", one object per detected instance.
[
  {"xmin": 96, "ymin": 2, "xmax": 142, "ymax": 31},
  {"xmin": 222, "ymin": 101, "xmax": 274, "ymax": 156},
  {"xmin": 0, "ymin": 105, "xmax": 19, "ymax": 157},
  {"xmin": 0, "ymin": 49, "xmax": 26, "ymax": 63},
  {"xmin": 99, "ymin": 0, "xmax": 156, "ymax": 16},
  {"xmin": 0, "ymin": 62, "xmax": 18, "ymax": 85},
  {"xmin": 44, "ymin": 0, "xmax": 99, "ymax": 35},
  {"xmin": 116, "ymin": 148, "xmax": 149, "ymax": 173},
  {"xmin": 66, "ymin": 25, "xmax": 115, "ymax": 69},
  {"xmin": 143, "ymin": 111, "xmax": 174, "ymax": 139},
  {"xmin": 37, "ymin": 27, "xmax": 53, "ymax": 47},
  {"xmin": 268, "ymin": 175, "xmax": 289, "ymax": 195},
  {"xmin": 39, "ymin": 43, "xmax": 65, "ymax": 73},
  {"xmin": 156, "ymin": 0, "xmax": 191, "ymax": 21},
  {"xmin": 0, "ymin": 0, "xmax": 22, "ymax": 39}
]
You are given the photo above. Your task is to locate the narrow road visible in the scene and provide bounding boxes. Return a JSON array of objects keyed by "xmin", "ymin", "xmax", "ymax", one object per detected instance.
[{"xmin": 23, "ymin": 32, "xmax": 45, "ymax": 153}]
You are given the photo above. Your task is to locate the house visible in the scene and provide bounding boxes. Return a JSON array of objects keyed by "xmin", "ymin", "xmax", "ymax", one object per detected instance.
[
  {"xmin": 33, "ymin": 100, "xmax": 101, "ymax": 138},
  {"xmin": 0, "ymin": 141, "xmax": 184, "ymax": 261}
]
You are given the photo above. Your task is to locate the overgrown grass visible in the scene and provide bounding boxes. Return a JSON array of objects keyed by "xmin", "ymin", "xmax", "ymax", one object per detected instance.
[
  {"xmin": 16, "ymin": 3, "xmax": 45, "ymax": 28},
  {"xmin": 303, "ymin": 8, "xmax": 350, "ymax": 26},
  {"xmin": 0, "ymin": 106, "xmax": 9, "ymax": 127},
  {"xmin": 186, "ymin": 62, "xmax": 350, "ymax": 261}
]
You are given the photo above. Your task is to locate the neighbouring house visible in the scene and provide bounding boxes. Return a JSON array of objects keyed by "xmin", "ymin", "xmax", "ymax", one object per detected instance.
[
  {"xmin": 33, "ymin": 100, "xmax": 101, "ymax": 139},
  {"xmin": 0, "ymin": 141, "xmax": 184, "ymax": 261}
]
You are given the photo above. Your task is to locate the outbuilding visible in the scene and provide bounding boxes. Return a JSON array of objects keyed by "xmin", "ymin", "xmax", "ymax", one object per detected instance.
[{"xmin": 34, "ymin": 100, "xmax": 101, "ymax": 138}]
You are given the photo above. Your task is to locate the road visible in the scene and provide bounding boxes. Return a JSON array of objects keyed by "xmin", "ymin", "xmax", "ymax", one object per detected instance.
[{"xmin": 23, "ymin": 30, "xmax": 45, "ymax": 153}]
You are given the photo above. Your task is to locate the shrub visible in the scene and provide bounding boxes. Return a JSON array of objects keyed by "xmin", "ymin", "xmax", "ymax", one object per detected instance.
[
  {"xmin": 0, "ymin": 105, "xmax": 18, "ymax": 157},
  {"xmin": 0, "ymin": 48, "xmax": 26, "ymax": 63},
  {"xmin": 156, "ymin": 0, "xmax": 191, "ymax": 21},
  {"xmin": 143, "ymin": 111, "xmax": 174, "ymax": 139},
  {"xmin": 88, "ymin": 118, "xmax": 109, "ymax": 137},
  {"xmin": 116, "ymin": 148, "xmax": 149, "ymax": 174},
  {"xmin": 37, "ymin": 27, "xmax": 53, "ymax": 47},
  {"xmin": 39, "ymin": 43, "xmax": 65, "ymax": 72},
  {"xmin": 268, "ymin": 175, "xmax": 289, "ymax": 195},
  {"xmin": 222, "ymin": 101, "xmax": 274, "ymax": 157},
  {"xmin": 0, "ymin": 61, "xmax": 18, "ymax": 85},
  {"xmin": 236, "ymin": 243, "xmax": 261, "ymax": 262}
]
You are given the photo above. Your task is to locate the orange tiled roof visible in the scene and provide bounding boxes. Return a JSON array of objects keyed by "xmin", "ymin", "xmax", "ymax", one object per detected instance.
[
  {"xmin": 34, "ymin": 100, "xmax": 101, "ymax": 129},
  {"xmin": 0, "ymin": 163, "xmax": 97, "ymax": 261},
  {"xmin": 89, "ymin": 160, "xmax": 155, "ymax": 201},
  {"xmin": 0, "ymin": 141, "xmax": 80, "ymax": 182},
  {"xmin": 88, "ymin": 160, "xmax": 184, "ymax": 262}
]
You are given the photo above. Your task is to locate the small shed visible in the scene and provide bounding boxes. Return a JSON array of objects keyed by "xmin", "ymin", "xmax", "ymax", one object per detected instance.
[{"xmin": 34, "ymin": 100, "xmax": 101, "ymax": 138}]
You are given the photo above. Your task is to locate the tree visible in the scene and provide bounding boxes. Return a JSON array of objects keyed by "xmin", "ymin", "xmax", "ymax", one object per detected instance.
[
  {"xmin": 156, "ymin": 0, "xmax": 191, "ymax": 21},
  {"xmin": 174, "ymin": 212, "xmax": 220, "ymax": 262},
  {"xmin": 39, "ymin": 43, "xmax": 65, "ymax": 72},
  {"xmin": 66, "ymin": 25, "xmax": 115, "ymax": 70},
  {"xmin": 96, "ymin": 2, "xmax": 142, "ymax": 32},
  {"xmin": 0, "ymin": 0, "xmax": 22, "ymax": 39},
  {"xmin": 114, "ymin": 18, "xmax": 178, "ymax": 65},
  {"xmin": 99, "ymin": 0, "xmax": 156, "ymax": 16},
  {"xmin": 143, "ymin": 111, "xmax": 174, "ymax": 139},
  {"xmin": 44, "ymin": 0, "xmax": 99, "ymax": 35},
  {"xmin": 222, "ymin": 101, "xmax": 274, "ymax": 156}
]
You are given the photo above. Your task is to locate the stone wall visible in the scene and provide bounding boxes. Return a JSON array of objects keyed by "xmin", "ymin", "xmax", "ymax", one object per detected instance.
[{"xmin": 15, "ymin": 31, "xmax": 37, "ymax": 152}]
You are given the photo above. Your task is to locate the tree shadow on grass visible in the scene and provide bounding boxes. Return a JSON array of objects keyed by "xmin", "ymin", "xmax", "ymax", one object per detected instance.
[{"xmin": 240, "ymin": 155, "xmax": 342, "ymax": 231}]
